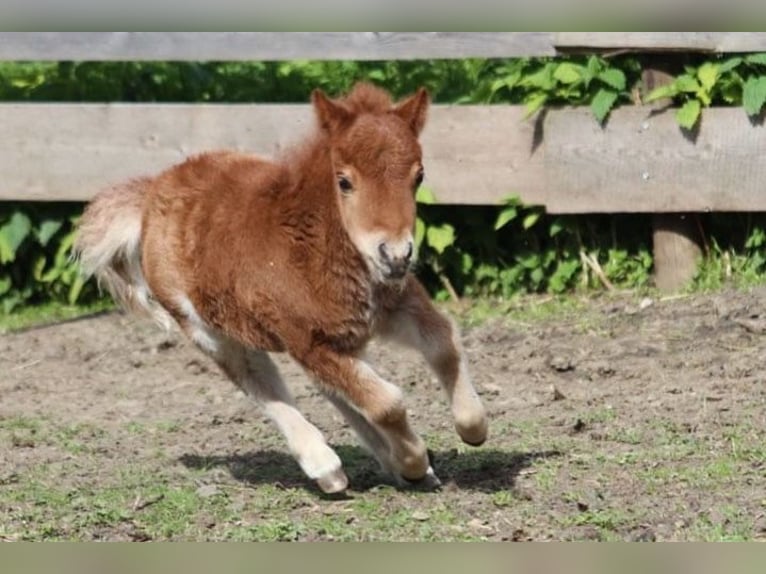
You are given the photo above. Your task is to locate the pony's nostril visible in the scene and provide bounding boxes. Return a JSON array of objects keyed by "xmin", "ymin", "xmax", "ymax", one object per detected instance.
[
  {"xmin": 404, "ymin": 242, "xmax": 414, "ymax": 262},
  {"xmin": 378, "ymin": 242, "xmax": 390, "ymax": 262}
]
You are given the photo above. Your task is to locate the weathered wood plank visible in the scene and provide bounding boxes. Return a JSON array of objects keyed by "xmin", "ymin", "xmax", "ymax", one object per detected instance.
[
  {"xmin": 0, "ymin": 103, "xmax": 544, "ymax": 205},
  {"xmin": 0, "ymin": 32, "xmax": 556, "ymax": 62},
  {"xmin": 555, "ymin": 32, "xmax": 766, "ymax": 53},
  {"xmin": 8, "ymin": 102, "xmax": 766, "ymax": 212},
  {"xmin": 3, "ymin": 32, "xmax": 764, "ymax": 64},
  {"xmin": 544, "ymin": 106, "xmax": 766, "ymax": 213}
]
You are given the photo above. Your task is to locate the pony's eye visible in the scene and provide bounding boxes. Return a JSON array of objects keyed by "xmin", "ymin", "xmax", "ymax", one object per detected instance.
[
  {"xmin": 337, "ymin": 175, "xmax": 353, "ymax": 194},
  {"xmin": 414, "ymin": 169, "xmax": 424, "ymax": 189}
]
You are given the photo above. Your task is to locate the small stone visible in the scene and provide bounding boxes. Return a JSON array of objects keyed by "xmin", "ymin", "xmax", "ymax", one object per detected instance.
[
  {"xmin": 551, "ymin": 385, "xmax": 566, "ymax": 401},
  {"xmin": 467, "ymin": 518, "xmax": 493, "ymax": 533},
  {"xmin": 639, "ymin": 297, "xmax": 654, "ymax": 311},
  {"xmin": 195, "ymin": 484, "xmax": 220, "ymax": 498},
  {"xmin": 550, "ymin": 355, "xmax": 575, "ymax": 372},
  {"xmin": 411, "ymin": 510, "xmax": 430, "ymax": 521}
]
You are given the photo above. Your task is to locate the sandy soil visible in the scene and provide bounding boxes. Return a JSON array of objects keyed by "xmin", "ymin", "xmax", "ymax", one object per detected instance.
[{"xmin": 1, "ymin": 289, "xmax": 765, "ymax": 541}]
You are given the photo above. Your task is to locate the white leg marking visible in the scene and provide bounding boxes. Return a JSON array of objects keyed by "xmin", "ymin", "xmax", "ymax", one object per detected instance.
[
  {"xmin": 176, "ymin": 295, "xmax": 219, "ymax": 354},
  {"xmin": 229, "ymin": 346, "xmax": 346, "ymax": 491}
]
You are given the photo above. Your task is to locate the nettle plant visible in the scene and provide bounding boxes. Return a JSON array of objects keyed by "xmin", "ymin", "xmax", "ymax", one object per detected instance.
[
  {"xmin": 645, "ymin": 54, "xmax": 766, "ymax": 129},
  {"xmin": 488, "ymin": 56, "xmax": 640, "ymax": 122},
  {"xmin": 0, "ymin": 206, "xmax": 91, "ymax": 312}
]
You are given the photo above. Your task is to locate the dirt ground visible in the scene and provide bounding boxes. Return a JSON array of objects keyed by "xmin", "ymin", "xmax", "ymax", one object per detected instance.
[{"xmin": 1, "ymin": 289, "xmax": 765, "ymax": 541}]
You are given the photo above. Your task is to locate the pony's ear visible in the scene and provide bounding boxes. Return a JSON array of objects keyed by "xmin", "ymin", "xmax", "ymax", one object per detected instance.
[
  {"xmin": 392, "ymin": 87, "xmax": 430, "ymax": 135},
  {"xmin": 312, "ymin": 89, "xmax": 353, "ymax": 133}
]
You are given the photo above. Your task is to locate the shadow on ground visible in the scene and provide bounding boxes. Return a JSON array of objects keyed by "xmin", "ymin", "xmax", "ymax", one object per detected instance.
[{"xmin": 179, "ymin": 445, "xmax": 561, "ymax": 495}]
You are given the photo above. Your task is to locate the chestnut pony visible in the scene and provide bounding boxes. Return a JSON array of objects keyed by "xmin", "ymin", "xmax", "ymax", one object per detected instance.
[{"xmin": 74, "ymin": 83, "xmax": 488, "ymax": 493}]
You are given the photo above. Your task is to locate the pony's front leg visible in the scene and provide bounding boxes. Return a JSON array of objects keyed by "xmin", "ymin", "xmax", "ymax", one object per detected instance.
[
  {"xmin": 298, "ymin": 346, "xmax": 436, "ymax": 485},
  {"xmin": 177, "ymin": 313, "xmax": 348, "ymax": 494},
  {"xmin": 377, "ymin": 278, "xmax": 488, "ymax": 446}
]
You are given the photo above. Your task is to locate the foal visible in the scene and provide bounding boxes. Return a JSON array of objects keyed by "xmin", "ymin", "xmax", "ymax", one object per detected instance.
[{"xmin": 74, "ymin": 83, "xmax": 488, "ymax": 493}]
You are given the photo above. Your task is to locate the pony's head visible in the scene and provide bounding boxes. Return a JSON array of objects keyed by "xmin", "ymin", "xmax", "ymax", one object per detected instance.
[{"xmin": 312, "ymin": 83, "xmax": 429, "ymax": 283}]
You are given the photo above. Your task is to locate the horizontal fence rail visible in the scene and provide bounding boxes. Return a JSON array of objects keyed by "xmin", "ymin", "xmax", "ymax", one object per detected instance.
[
  {"xmin": 2, "ymin": 103, "xmax": 766, "ymax": 213},
  {"xmin": 1, "ymin": 32, "xmax": 766, "ymax": 62},
  {"xmin": 544, "ymin": 107, "xmax": 766, "ymax": 213},
  {"xmin": 0, "ymin": 103, "xmax": 545, "ymax": 206}
]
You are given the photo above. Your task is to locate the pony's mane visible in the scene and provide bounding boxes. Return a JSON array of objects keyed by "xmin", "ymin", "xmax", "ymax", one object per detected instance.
[
  {"xmin": 278, "ymin": 83, "xmax": 394, "ymax": 180},
  {"xmin": 338, "ymin": 82, "xmax": 394, "ymax": 115}
]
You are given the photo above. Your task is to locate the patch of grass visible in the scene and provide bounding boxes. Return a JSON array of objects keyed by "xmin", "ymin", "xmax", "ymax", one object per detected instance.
[
  {"xmin": 558, "ymin": 507, "xmax": 633, "ymax": 540},
  {"xmin": 460, "ymin": 295, "xmax": 590, "ymax": 327},
  {"xmin": 491, "ymin": 490, "xmax": 516, "ymax": 508},
  {"xmin": 581, "ymin": 407, "xmax": 617, "ymax": 425},
  {"xmin": 0, "ymin": 299, "xmax": 114, "ymax": 333},
  {"xmin": 124, "ymin": 422, "xmax": 146, "ymax": 434},
  {"xmin": 687, "ymin": 505, "xmax": 754, "ymax": 542},
  {"xmin": 0, "ymin": 414, "xmax": 44, "ymax": 431},
  {"xmin": 51, "ymin": 423, "xmax": 107, "ymax": 455},
  {"xmin": 607, "ymin": 427, "xmax": 644, "ymax": 445},
  {"xmin": 0, "ymin": 417, "xmax": 108, "ymax": 454},
  {"xmin": 155, "ymin": 421, "xmax": 182, "ymax": 434},
  {"xmin": 0, "ymin": 414, "xmax": 45, "ymax": 448},
  {"xmin": 532, "ymin": 460, "xmax": 560, "ymax": 492}
]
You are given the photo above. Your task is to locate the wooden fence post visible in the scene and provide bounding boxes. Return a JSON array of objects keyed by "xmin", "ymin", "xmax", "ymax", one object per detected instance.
[{"xmin": 642, "ymin": 68, "xmax": 703, "ymax": 292}]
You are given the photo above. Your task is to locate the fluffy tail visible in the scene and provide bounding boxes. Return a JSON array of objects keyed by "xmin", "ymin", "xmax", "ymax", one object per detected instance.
[{"xmin": 73, "ymin": 179, "xmax": 171, "ymax": 328}]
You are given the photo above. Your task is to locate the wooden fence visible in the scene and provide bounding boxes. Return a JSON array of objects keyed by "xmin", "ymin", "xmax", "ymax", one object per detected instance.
[{"xmin": 2, "ymin": 32, "xmax": 766, "ymax": 289}]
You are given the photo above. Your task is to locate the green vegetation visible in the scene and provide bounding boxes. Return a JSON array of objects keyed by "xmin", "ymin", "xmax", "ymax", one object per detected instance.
[
  {"xmin": 645, "ymin": 54, "xmax": 766, "ymax": 129},
  {"xmin": 3, "ymin": 55, "xmax": 766, "ymax": 317}
]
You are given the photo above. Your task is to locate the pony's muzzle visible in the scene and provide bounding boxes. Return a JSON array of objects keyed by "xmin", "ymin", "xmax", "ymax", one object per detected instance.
[{"xmin": 378, "ymin": 240, "xmax": 413, "ymax": 279}]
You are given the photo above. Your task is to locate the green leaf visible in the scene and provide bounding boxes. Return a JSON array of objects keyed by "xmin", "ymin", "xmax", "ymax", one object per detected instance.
[
  {"xmin": 522, "ymin": 212, "xmax": 541, "ymax": 230},
  {"xmin": 494, "ymin": 206, "xmax": 518, "ymax": 230},
  {"xmin": 590, "ymin": 88, "xmax": 619, "ymax": 123},
  {"xmin": 520, "ymin": 64, "xmax": 555, "ymax": 91},
  {"xmin": 3, "ymin": 293, "xmax": 22, "ymax": 314},
  {"xmin": 33, "ymin": 255, "xmax": 47, "ymax": 281},
  {"xmin": 719, "ymin": 57, "xmax": 743, "ymax": 73},
  {"xmin": 676, "ymin": 99, "xmax": 702, "ymax": 130},
  {"xmin": 742, "ymin": 76, "xmax": 766, "ymax": 116},
  {"xmin": 68, "ymin": 275, "xmax": 86, "ymax": 305},
  {"xmin": 719, "ymin": 76, "xmax": 743, "ymax": 104},
  {"xmin": 426, "ymin": 224, "xmax": 456, "ymax": 255},
  {"xmin": 645, "ymin": 84, "xmax": 677, "ymax": 103},
  {"xmin": 697, "ymin": 62, "xmax": 719, "ymax": 92},
  {"xmin": 745, "ymin": 53, "xmax": 766, "ymax": 66},
  {"xmin": 0, "ymin": 274, "xmax": 11, "ymax": 296},
  {"xmin": 523, "ymin": 93, "xmax": 548, "ymax": 118},
  {"xmin": 492, "ymin": 71, "xmax": 522, "ymax": 95},
  {"xmin": 41, "ymin": 267, "xmax": 62, "ymax": 283},
  {"xmin": 0, "ymin": 211, "xmax": 32, "ymax": 264},
  {"xmin": 675, "ymin": 74, "xmax": 701, "ymax": 93},
  {"xmin": 415, "ymin": 186, "xmax": 437, "ymax": 205},
  {"xmin": 461, "ymin": 252, "xmax": 474, "ymax": 273},
  {"xmin": 365, "ymin": 69, "xmax": 386, "ymax": 81},
  {"xmin": 549, "ymin": 220, "xmax": 565, "ymax": 237},
  {"xmin": 36, "ymin": 219, "xmax": 64, "ymax": 247},
  {"xmin": 597, "ymin": 68, "xmax": 626, "ymax": 91},
  {"xmin": 586, "ymin": 56, "xmax": 603, "ymax": 78},
  {"xmin": 553, "ymin": 63, "xmax": 584, "ymax": 85}
]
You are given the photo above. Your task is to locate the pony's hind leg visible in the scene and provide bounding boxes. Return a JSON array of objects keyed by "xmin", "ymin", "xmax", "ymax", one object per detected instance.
[
  {"xmin": 320, "ymin": 390, "xmax": 441, "ymax": 489},
  {"xmin": 298, "ymin": 348, "xmax": 434, "ymax": 485},
  {"xmin": 177, "ymin": 309, "xmax": 347, "ymax": 493},
  {"xmin": 377, "ymin": 279, "xmax": 488, "ymax": 447}
]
